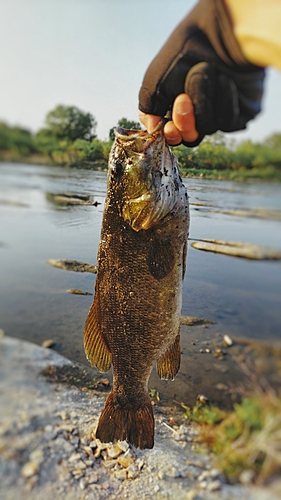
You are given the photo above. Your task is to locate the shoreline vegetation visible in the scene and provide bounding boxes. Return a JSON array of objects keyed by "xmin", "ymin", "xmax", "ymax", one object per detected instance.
[{"xmin": 1, "ymin": 104, "xmax": 281, "ymax": 181}]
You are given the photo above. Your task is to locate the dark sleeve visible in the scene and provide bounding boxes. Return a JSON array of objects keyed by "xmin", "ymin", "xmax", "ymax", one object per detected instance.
[{"xmin": 138, "ymin": 0, "xmax": 265, "ymax": 146}]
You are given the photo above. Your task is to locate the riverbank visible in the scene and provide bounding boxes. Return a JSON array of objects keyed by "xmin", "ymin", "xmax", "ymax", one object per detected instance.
[
  {"xmin": 0, "ymin": 334, "xmax": 280, "ymax": 500},
  {"xmin": 1, "ymin": 153, "xmax": 281, "ymax": 181}
]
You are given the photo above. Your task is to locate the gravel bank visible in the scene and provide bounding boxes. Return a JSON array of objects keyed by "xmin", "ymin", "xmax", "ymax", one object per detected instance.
[{"xmin": 0, "ymin": 336, "xmax": 279, "ymax": 500}]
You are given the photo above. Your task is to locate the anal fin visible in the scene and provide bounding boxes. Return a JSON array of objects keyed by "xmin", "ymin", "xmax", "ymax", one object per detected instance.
[
  {"xmin": 84, "ymin": 294, "xmax": 112, "ymax": 372},
  {"xmin": 157, "ymin": 333, "xmax": 181, "ymax": 380}
]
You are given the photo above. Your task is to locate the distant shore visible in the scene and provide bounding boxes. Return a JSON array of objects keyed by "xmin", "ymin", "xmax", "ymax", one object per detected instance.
[{"xmin": 1, "ymin": 154, "xmax": 280, "ymax": 182}]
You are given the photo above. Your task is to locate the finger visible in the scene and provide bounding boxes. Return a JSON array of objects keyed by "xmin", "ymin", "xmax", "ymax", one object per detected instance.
[
  {"xmin": 172, "ymin": 94, "xmax": 199, "ymax": 143},
  {"xmin": 163, "ymin": 121, "xmax": 182, "ymax": 145},
  {"xmin": 139, "ymin": 112, "xmax": 161, "ymax": 133}
]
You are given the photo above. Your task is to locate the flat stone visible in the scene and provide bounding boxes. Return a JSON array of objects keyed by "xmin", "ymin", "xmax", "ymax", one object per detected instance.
[{"xmin": 21, "ymin": 461, "xmax": 39, "ymax": 479}]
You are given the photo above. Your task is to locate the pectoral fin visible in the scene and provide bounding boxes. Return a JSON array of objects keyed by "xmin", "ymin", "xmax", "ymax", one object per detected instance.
[
  {"xmin": 84, "ymin": 293, "xmax": 112, "ymax": 372},
  {"xmin": 157, "ymin": 333, "xmax": 181, "ymax": 380},
  {"xmin": 147, "ymin": 239, "xmax": 174, "ymax": 280}
]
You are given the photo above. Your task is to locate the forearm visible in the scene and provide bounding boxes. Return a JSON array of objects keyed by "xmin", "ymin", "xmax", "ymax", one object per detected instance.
[{"xmin": 225, "ymin": 0, "xmax": 281, "ymax": 70}]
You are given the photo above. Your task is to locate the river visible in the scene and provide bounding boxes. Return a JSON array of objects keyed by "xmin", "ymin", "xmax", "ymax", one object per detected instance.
[{"xmin": 1, "ymin": 163, "xmax": 281, "ymax": 405}]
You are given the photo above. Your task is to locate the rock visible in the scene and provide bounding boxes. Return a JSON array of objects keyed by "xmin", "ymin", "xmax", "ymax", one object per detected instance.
[
  {"xmin": 180, "ymin": 316, "xmax": 213, "ymax": 326},
  {"xmin": 117, "ymin": 440, "xmax": 129, "ymax": 453},
  {"xmin": 107, "ymin": 443, "xmax": 123, "ymax": 458},
  {"xmin": 223, "ymin": 334, "xmax": 233, "ymax": 347},
  {"xmin": 191, "ymin": 239, "xmax": 281, "ymax": 261},
  {"xmin": 29, "ymin": 448, "xmax": 44, "ymax": 465},
  {"xmin": 239, "ymin": 469, "xmax": 255, "ymax": 484},
  {"xmin": 198, "ymin": 470, "xmax": 211, "ymax": 482},
  {"xmin": 167, "ymin": 467, "xmax": 181, "ymax": 478},
  {"xmin": 87, "ymin": 472, "xmax": 100, "ymax": 484},
  {"xmin": 118, "ymin": 456, "xmax": 135, "ymax": 468},
  {"xmin": 209, "ymin": 468, "xmax": 221, "ymax": 478},
  {"xmin": 21, "ymin": 461, "xmax": 39, "ymax": 479},
  {"xmin": 89, "ymin": 440, "xmax": 97, "ymax": 449},
  {"xmin": 115, "ymin": 468, "xmax": 128, "ymax": 480},
  {"xmin": 127, "ymin": 465, "xmax": 139, "ymax": 479},
  {"xmin": 137, "ymin": 459, "xmax": 145, "ymax": 470},
  {"xmin": 157, "ymin": 470, "xmax": 166, "ymax": 480},
  {"xmin": 42, "ymin": 339, "xmax": 55, "ymax": 348},
  {"xmin": 60, "ymin": 411, "xmax": 68, "ymax": 421},
  {"xmin": 207, "ymin": 480, "xmax": 221, "ymax": 491},
  {"xmin": 186, "ymin": 490, "xmax": 198, "ymax": 500},
  {"xmin": 68, "ymin": 452, "xmax": 81, "ymax": 463},
  {"xmin": 79, "ymin": 477, "xmax": 88, "ymax": 490},
  {"xmin": 197, "ymin": 394, "xmax": 209, "ymax": 404},
  {"xmin": 47, "ymin": 259, "xmax": 97, "ymax": 273},
  {"xmin": 71, "ymin": 470, "xmax": 85, "ymax": 479},
  {"xmin": 67, "ymin": 289, "xmax": 93, "ymax": 295},
  {"xmin": 72, "ymin": 460, "xmax": 86, "ymax": 470},
  {"xmin": 69, "ymin": 436, "xmax": 80, "ymax": 447},
  {"xmin": 82, "ymin": 446, "xmax": 93, "ymax": 456},
  {"xmin": 103, "ymin": 459, "xmax": 117, "ymax": 470}
]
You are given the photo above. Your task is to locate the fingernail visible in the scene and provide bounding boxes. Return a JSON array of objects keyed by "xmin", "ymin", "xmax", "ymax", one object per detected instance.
[
  {"xmin": 175, "ymin": 100, "xmax": 192, "ymax": 116},
  {"xmin": 147, "ymin": 116, "xmax": 160, "ymax": 133}
]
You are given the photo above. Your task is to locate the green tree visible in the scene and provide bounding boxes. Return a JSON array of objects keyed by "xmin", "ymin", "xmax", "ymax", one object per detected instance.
[
  {"xmin": 262, "ymin": 132, "xmax": 281, "ymax": 151},
  {"xmin": 109, "ymin": 117, "xmax": 141, "ymax": 141},
  {"xmin": 0, "ymin": 122, "xmax": 36, "ymax": 156},
  {"xmin": 44, "ymin": 105, "xmax": 97, "ymax": 142}
]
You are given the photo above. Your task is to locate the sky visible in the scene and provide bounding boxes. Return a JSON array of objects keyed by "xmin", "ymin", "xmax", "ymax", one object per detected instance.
[{"xmin": 0, "ymin": 0, "xmax": 281, "ymax": 144}]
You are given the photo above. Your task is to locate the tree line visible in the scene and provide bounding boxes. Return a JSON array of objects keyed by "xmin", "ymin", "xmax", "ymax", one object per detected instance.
[{"xmin": 0, "ymin": 104, "xmax": 281, "ymax": 180}]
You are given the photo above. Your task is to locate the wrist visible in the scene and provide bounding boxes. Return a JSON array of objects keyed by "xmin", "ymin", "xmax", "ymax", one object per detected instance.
[{"xmin": 225, "ymin": 0, "xmax": 280, "ymax": 69}]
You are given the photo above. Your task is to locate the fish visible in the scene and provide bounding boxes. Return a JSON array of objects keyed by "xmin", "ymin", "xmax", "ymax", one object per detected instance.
[{"xmin": 84, "ymin": 124, "xmax": 189, "ymax": 449}]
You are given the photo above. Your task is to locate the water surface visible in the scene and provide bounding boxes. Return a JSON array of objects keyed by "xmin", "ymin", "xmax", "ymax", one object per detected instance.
[{"xmin": 1, "ymin": 163, "xmax": 281, "ymax": 404}]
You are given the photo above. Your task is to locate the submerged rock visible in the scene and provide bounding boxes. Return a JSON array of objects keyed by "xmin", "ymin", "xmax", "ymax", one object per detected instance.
[
  {"xmin": 46, "ymin": 192, "xmax": 101, "ymax": 207},
  {"xmin": 180, "ymin": 316, "xmax": 213, "ymax": 326},
  {"xmin": 191, "ymin": 239, "xmax": 281, "ymax": 260},
  {"xmin": 67, "ymin": 289, "xmax": 93, "ymax": 295},
  {"xmin": 47, "ymin": 259, "xmax": 97, "ymax": 273}
]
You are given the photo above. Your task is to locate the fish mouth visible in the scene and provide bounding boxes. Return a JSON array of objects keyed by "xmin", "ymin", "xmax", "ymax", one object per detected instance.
[
  {"xmin": 112, "ymin": 122, "xmax": 186, "ymax": 232},
  {"xmin": 114, "ymin": 122, "xmax": 163, "ymax": 152}
]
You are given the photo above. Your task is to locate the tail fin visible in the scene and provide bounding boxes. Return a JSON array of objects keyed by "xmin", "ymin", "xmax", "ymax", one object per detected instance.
[{"xmin": 96, "ymin": 391, "xmax": 154, "ymax": 449}]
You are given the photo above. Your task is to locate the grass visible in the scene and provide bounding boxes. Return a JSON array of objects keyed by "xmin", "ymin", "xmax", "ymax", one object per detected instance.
[
  {"xmin": 183, "ymin": 389, "xmax": 281, "ymax": 483},
  {"xmin": 181, "ymin": 165, "xmax": 281, "ymax": 182}
]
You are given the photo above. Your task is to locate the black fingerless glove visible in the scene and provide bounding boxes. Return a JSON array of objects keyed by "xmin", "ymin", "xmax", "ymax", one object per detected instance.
[{"xmin": 138, "ymin": 0, "xmax": 265, "ymax": 146}]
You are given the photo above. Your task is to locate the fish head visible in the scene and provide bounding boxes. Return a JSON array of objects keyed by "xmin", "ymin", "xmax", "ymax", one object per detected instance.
[{"xmin": 108, "ymin": 125, "xmax": 187, "ymax": 231}]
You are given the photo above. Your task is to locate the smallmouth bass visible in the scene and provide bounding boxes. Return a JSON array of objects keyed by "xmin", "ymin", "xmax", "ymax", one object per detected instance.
[{"xmin": 84, "ymin": 125, "xmax": 189, "ymax": 449}]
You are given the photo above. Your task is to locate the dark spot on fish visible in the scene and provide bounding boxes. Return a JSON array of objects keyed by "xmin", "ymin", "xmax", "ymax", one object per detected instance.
[{"xmin": 113, "ymin": 162, "xmax": 124, "ymax": 177}]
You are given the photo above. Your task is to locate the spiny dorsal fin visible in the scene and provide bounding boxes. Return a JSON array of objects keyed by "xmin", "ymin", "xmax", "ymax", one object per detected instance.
[
  {"xmin": 157, "ymin": 333, "xmax": 181, "ymax": 380},
  {"xmin": 84, "ymin": 293, "xmax": 112, "ymax": 372}
]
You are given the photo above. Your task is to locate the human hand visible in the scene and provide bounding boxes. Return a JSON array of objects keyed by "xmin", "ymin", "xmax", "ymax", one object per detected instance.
[
  {"xmin": 139, "ymin": 94, "xmax": 198, "ymax": 146},
  {"xmin": 138, "ymin": 0, "xmax": 265, "ymax": 147}
]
